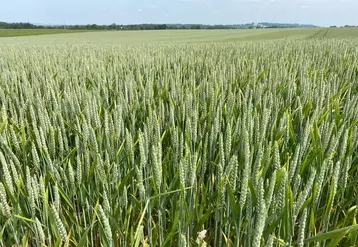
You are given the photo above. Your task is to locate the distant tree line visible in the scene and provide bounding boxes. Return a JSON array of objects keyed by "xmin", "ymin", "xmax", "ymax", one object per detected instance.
[
  {"xmin": 0, "ymin": 22, "xmax": 39, "ymax": 29},
  {"xmin": 2, "ymin": 21, "xmax": 356, "ymax": 30}
]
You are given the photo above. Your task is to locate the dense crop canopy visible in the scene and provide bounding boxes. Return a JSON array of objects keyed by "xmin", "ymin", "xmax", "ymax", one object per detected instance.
[{"xmin": 0, "ymin": 41, "xmax": 357, "ymax": 246}]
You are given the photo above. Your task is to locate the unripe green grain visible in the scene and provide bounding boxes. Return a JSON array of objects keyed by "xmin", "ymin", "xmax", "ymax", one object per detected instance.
[
  {"xmin": 98, "ymin": 204, "xmax": 113, "ymax": 246},
  {"xmin": 0, "ymin": 182, "xmax": 11, "ymax": 218},
  {"xmin": 36, "ymin": 217, "xmax": 46, "ymax": 244},
  {"xmin": 252, "ymin": 179, "xmax": 266, "ymax": 247},
  {"xmin": 298, "ymin": 209, "xmax": 307, "ymax": 247},
  {"xmin": 51, "ymin": 204, "xmax": 67, "ymax": 242},
  {"xmin": 0, "ymin": 151, "xmax": 14, "ymax": 196},
  {"xmin": 240, "ymin": 129, "xmax": 250, "ymax": 207}
]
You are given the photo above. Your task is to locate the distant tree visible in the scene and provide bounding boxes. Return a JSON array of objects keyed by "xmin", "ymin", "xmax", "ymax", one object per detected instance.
[
  {"xmin": 109, "ymin": 23, "xmax": 117, "ymax": 29},
  {"xmin": 190, "ymin": 25, "xmax": 201, "ymax": 29},
  {"xmin": 87, "ymin": 24, "xmax": 100, "ymax": 30},
  {"xmin": 0, "ymin": 22, "xmax": 40, "ymax": 29},
  {"xmin": 156, "ymin": 24, "xmax": 167, "ymax": 30}
]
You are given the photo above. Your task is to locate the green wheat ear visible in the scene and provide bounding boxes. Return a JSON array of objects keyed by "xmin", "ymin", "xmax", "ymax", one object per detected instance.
[
  {"xmin": 0, "ymin": 35, "xmax": 357, "ymax": 247},
  {"xmin": 98, "ymin": 204, "xmax": 113, "ymax": 246},
  {"xmin": 51, "ymin": 204, "xmax": 67, "ymax": 242},
  {"xmin": 0, "ymin": 182, "xmax": 11, "ymax": 218}
]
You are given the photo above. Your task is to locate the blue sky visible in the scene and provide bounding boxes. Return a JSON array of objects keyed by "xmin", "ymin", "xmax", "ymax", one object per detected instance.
[{"xmin": 1, "ymin": 0, "xmax": 357, "ymax": 26}]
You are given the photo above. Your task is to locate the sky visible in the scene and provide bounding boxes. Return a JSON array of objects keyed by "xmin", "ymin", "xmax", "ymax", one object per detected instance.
[{"xmin": 1, "ymin": 0, "xmax": 357, "ymax": 27}]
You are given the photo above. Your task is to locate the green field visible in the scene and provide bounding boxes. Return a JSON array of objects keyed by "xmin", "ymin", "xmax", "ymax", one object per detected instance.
[
  {"xmin": 0, "ymin": 29, "xmax": 91, "ymax": 38},
  {"xmin": 0, "ymin": 27, "xmax": 358, "ymax": 247},
  {"xmin": 0, "ymin": 27, "xmax": 358, "ymax": 44}
]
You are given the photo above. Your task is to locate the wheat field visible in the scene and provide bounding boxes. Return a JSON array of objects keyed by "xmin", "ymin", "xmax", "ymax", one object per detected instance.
[{"xmin": 0, "ymin": 38, "xmax": 357, "ymax": 246}]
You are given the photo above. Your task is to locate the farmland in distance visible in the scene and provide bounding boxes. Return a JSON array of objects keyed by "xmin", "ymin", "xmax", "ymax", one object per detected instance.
[{"xmin": 1, "ymin": 27, "xmax": 358, "ymax": 44}]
